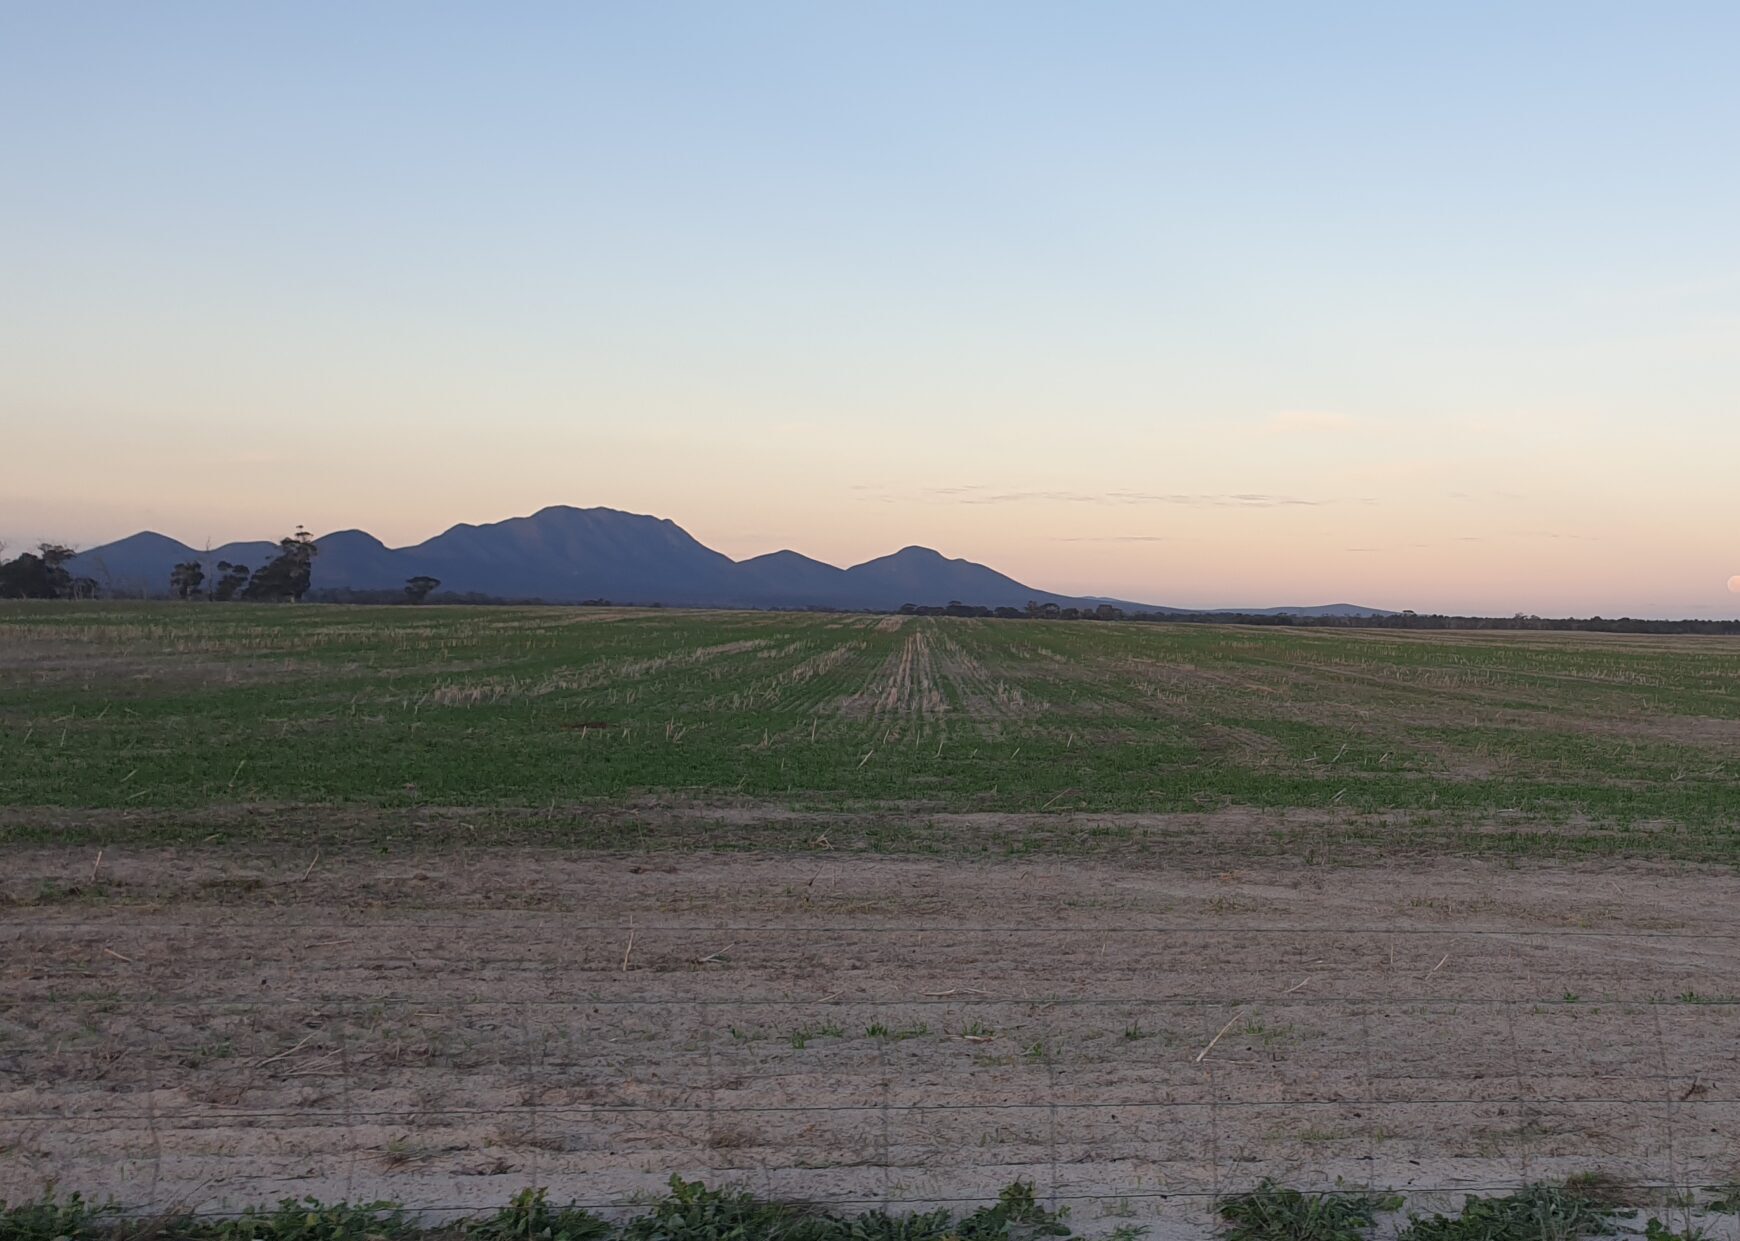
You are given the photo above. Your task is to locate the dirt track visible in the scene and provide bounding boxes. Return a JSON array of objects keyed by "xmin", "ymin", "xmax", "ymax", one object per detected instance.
[{"xmin": 4, "ymin": 848, "xmax": 1740, "ymax": 1235}]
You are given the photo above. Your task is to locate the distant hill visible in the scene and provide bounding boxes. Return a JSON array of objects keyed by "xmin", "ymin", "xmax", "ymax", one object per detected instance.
[{"xmin": 67, "ymin": 505, "xmax": 1393, "ymax": 616}]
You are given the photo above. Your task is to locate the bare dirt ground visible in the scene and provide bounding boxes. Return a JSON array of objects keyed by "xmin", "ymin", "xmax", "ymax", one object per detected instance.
[{"xmin": 5, "ymin": 847, "xmax": 1740, "ymax": 1236}]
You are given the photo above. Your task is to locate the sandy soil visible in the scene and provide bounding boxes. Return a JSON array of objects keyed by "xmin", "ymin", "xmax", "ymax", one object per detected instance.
[{"xmin": 4, "ymin": 847, "xmax": 1740, "ymax": 1236}]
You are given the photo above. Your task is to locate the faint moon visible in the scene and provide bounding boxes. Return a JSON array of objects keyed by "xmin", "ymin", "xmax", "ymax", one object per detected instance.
[{"xmin": 1730, "ymin": 576, "xmax": 1740, "ymax": 593}]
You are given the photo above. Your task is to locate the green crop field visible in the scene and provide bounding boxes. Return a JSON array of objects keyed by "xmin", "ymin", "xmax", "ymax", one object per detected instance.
[{"xmin": 3, "ymin": 601, "xmax": 1738, "ymax": 857}]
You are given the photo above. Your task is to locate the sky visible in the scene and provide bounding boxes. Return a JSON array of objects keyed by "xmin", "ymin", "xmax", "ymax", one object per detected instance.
[{"xmin": 3, "ymin": 2, "xmax": 1738, "ymax": 617}]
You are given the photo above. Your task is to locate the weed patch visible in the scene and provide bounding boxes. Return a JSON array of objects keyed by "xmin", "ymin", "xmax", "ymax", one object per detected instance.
[
  {"xmin": 0, "ymin": 1183, "xmax": 1070, "ymax": 1241},
  {"xmin": 1400, "ymin": 1185, "xmax": 1623, "ymax": 1241},
  {"xmin": 1217, "ymin": 1180, "xmax": 1401, "ymax": 1241}
]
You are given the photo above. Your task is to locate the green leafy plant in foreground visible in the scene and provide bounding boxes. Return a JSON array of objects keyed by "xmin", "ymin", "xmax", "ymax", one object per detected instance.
[
  {"xmin": 615, "ymin": 1177, "xmax": 832, "ymax": 1241},
  {"xmin": 1702, "ymin": 1183, "xmax": 1740, "ymax": 1215},
  {"xmin": 207, "ymin": 1198, "xmax": 418, "ymax": 1241},
  {"xmin": 1643, "ymin": 1220, "xmax": 1709, "ymax": 1241},
  {"xmin": 0, "ymin": 1193, "xmax": 114, "ymax": 1241},
  {"xmin": 948, "ymin": 1182, "xmax": 1071, "ymax": 1240},
  {"xmin": 614, "ymin": 1178, "xmax": 1069, "ymax": 1241},
  {"xmin": 0, "ymin": 1195, "xmax": 427, "ymax": 1241},
  {"xmin": 0, "ymin": 1182, "xmax": 1072, "ymax": 1241},
  {"xmin": 463, "ymin": 1190, "xmax": 610, "ymax": 1241},
  {"xmin": 1399, "ymin": 1185, "xmax": 1623, "ymax": 1241},
  {"xmin": 1217, "ymin": 1180, "xmax": 1402, "ymax": 1241}
]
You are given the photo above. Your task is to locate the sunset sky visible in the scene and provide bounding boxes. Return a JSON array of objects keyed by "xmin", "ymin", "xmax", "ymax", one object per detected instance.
[{"xmin": 4, "ymin": 3, "xmax": 1738, "ymax": 616}]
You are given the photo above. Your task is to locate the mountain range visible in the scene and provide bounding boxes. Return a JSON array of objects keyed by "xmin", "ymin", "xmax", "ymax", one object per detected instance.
[{"xmin": 66, "ymin": 505, "xmax": 1390, "ymax": 616}]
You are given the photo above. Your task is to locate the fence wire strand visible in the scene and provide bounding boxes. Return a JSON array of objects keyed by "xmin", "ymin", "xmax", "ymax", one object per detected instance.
[{"xmin": 11, "ymin": 921, "xmax": 1740, "ymax": 938}]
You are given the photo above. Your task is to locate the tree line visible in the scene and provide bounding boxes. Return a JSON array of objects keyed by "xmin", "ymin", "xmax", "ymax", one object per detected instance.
[
  {"xmin": 0, "ymin": 529, "xmax": 443, "ymax": 604},
  {"xmin": 897, "ymin": 600, "xmax": 1128, "ymax": 620},
  {"xmin": 1124, "ymin": 609, "xmax": 1740, "ymax": 635},
  {"xmin": 891, "ymin": 600, "xmax": 1740, "ymax": 634}
]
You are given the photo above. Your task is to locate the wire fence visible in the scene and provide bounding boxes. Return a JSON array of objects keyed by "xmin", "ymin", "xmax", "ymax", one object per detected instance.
[{"xmin": 4, "ymin": 916, "xmax": 1740, "ymax": 1232}]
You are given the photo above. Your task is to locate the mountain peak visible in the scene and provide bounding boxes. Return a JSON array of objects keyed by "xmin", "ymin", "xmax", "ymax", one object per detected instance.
[
  {"xmin": 321, "ymin": 528, "xmax": 387, "ymax": 547},
  {"xmin": 858, "ymin": 545, "xmax": 954, "ymax": 568},
  {"xmin": 99, "ymin": 531, "xmax": 195, "ymax": 553},
  {"xmin": 526, "ymin": 504, "xmax": 666, "ymax": 525},
  {"xmin": 742, "ymin": 549, "xmax": 837, "ymax": 569}
]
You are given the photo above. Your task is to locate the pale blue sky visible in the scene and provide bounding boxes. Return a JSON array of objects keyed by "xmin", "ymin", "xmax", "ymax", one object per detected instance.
[{"xmin": 3, "ymin": 3, "xmax": 1738, "ymax": 614}]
